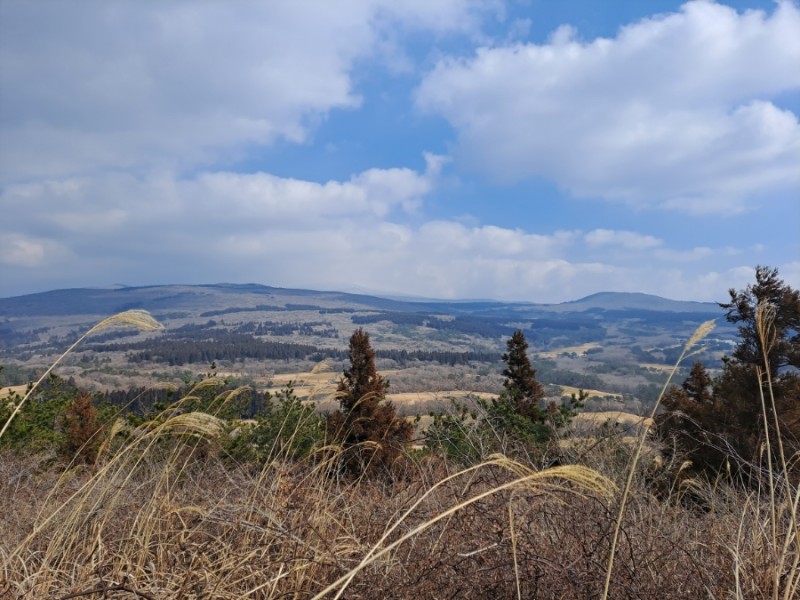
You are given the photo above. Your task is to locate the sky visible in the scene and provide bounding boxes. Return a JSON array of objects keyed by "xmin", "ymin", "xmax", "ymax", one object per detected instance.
[{"xmin": 1, "ymin": 0, "xmax": 798, "ymax": 303}]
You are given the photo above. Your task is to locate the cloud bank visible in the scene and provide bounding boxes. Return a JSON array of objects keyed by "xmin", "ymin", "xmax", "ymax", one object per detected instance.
[{"xmin": 1, "ymin": 0, "xmax": 798, "ymax": 302}]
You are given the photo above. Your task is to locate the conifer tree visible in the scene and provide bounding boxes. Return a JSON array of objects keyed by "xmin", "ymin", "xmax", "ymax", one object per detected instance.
[
  {"xmin": 720, "ymin": 265, "xmax": 800, "ymax": 376},
  {"xmin": 502, "ymin": 330, "xmax": 545, "ymax": 421},
  {"xmin": 327, "ymin": 328, "xmax": 412, "ymax": 477},
  {"xmin": 681, "ymin": 360, "xmax": 714, "ymax": 404},
  {"xmin": 61, "ymin": 391, "xmax": 102, "ymax": 465},
  {"xmin": 658, "ymin": 266, "xmax": 800, "ymax": 481}
]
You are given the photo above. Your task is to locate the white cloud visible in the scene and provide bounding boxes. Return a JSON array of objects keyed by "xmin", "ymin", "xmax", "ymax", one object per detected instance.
[
  {"xmin": 584, "ymin": 229, "xmax": 662, "ymax": 250},
  {"xmin": 0, "ymin": 234, "xmax": 45, "ymax": 267},
  {"xmin": 0, "ymin": 233, "xmax": 74, "ymax": 270},
  {"xmin": 0, "ymin": 158, "xmax": 442, "ymax": 243},
  {"xmin": 0, "ymin": 0, "xmax": 493, "ymax": 184},
  {"xmin": 416, "ymin": 0, "xmax": 800, "ymax": 213},
  {"xmin": 1, "ymin": 164, "xmax": 772, "ymax": 302}
]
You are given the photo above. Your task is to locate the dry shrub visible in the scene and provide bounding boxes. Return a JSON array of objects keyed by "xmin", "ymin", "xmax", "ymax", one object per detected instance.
[{"xmin": 1, "ymin": 433, "xmax": 797, "ymax": 599}]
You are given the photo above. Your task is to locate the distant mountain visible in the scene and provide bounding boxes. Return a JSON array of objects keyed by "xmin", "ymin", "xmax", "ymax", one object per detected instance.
[
  {"xmin": 556, "ymin": 291, "xmax": 719, "ymax": 314},
  {"xmin": 0, "ymin": 284, "xmax": 721, "ymax": 319}
]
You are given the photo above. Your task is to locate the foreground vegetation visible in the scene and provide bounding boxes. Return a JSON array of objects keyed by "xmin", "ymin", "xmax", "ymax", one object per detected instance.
[{"xmin": 1, "ymin": 268, "xmax": 798, "ymax": 599}]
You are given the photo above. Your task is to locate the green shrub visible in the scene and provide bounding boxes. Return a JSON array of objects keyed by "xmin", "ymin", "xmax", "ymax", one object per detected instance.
[{"xmin": 226, "ymin": 384, "xmax": 324, "ymax": 464}]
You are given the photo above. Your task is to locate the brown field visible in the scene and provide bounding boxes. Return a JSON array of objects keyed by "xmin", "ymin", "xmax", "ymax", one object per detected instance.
[
  {"xmin": 388, "ymin": 390, "xmax": 496, "ymax": 404},
  {"xmin": 572, "ymin": 410, "xmax": 654, "ymax": 429},
  {"xmin": 558, "ymin": 384, "xmax": 621, "ymax": 399},
  {"xmin": 0, "ymin": 385, "xmax": 27, "ymax": 399},
  {"xmin": 3, "ymin": 430, "xmax": 794, "ymax": 599}
]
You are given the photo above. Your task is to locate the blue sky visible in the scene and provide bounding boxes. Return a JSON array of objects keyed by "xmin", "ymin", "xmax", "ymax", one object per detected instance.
[{"xmin": 1, "ymin": 0, "xmax": 798, "ymax": 302}]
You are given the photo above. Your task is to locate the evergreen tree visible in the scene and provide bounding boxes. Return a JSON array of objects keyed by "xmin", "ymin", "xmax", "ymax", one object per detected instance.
[
  {"xmin": 658, "ymin": 361, "xmax": 725, "ymax": 474},
  {"xmin": 327, "ymin": 328, "xmax": 412, "ymax": 477},
  {"xmin": 492, "ymin": 330, "xmax": 573, "ymax": 447},
  {"xmin": 61, "ymin": 391, "xmax": 102, "ymax": 465},
  {"xmin": 658, "ymin": 267, "xmax": 800, "ymax": 482},
  {"xmin": 426, "ymin": 330, "xmax": 581, "ymax": 464},
  {"xmin": 501, "ymin": 330, "xmax": 545, "ymax": 421},
  {"xmin": 720, "ymin": 265, "xmax": 800, "ymax": 376},
  {"xmin": 682, "ymin": 361, "xmax": 714, "ymax": 405}
]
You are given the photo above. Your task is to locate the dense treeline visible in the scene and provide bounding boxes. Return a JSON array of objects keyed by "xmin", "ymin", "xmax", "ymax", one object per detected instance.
[
  {"xmin": 199, "ymin": 303, "xmax": 342, "ymax": 317},
  {"xmin": 532, "ymin": 359, "xmax": 606, "ymax": 390},
  {"xmin": 352, "ymin": 311, "xmax": 519, "ymax": 338},
  {"xmin": 233, "ymin": 320, "xmax": 338, "ymax": 338},
  {"xmin": 90, "ymin": 332, "xmax": 497, "ymax": 366},
  {"xmin": 104, "ymin": 383, "xmax": 269, "ymax": 419},
  {"xmin": 200, "ymin": 304, "xmax": 277, "ymax": 317},
  {"xmin": 0, "ymin": 326, "xmax": 47, "ymax": 350},
  {"xmin": 376, "ymin": 348, "xmax": 499, "ymax": 366},
  {"xmin": 123, "ymin": 335, "xmax": 328, "ymax": 365}
]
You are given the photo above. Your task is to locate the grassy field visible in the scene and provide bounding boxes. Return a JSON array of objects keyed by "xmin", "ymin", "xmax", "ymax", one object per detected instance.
[
  {"xmin": 559, "ymin": 384, "xmax": 622, "ymax": 399},
  {"xmin": 0, "ymin": 385, "xmax": 27, "ymax": 399},
  {"xmin": 572, "ymin": 410, "xmax": 653, "ymax": 429}
]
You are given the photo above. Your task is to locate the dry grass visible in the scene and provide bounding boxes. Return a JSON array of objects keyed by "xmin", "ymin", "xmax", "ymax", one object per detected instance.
[
  {"xmin": 559, "ymin": 384, "xmax": 622, "ymax": 399},
  {"xmin": 0, "ymin": 386, "xmax": 28, "ymax": 399},
  {"xmin": 2, "ymin": 433, "xmax": 796, "ymax": 599},
  {"xmin": 2, "ymin": 314, "xmax": 798, "ymax": 599},
  {"xmin": 572, "ymin": 410, "xmax": 653, "ymax": 430}
]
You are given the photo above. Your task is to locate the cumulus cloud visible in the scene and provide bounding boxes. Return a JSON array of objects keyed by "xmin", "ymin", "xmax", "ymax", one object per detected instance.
[
  {"xmin": 0, "ymin": 157, "xmax": 442, "ymax": 240},
  {"xmin": 415, "ymin": 0, "xmax": 800, "ymax": 213},
  {"xmin": 2, "ymin": 162, "xmax": 780, "ymax": 302},
  {"xmin": 0, "ymin": 0, "xmax": 494, "ymax": 183}
]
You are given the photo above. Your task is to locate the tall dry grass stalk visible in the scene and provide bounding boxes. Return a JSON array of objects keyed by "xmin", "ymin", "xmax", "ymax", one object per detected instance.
[
  {"xmin": 312, "ymin": 456, "xmax": 615, "ymax": 599},
  {"xmin": 754, "ymin": 301, "xmax": 800, "ymax": 600},
  {"xmin": 601, "ymin": 319, "xmax": 715, "ymax": 600}
]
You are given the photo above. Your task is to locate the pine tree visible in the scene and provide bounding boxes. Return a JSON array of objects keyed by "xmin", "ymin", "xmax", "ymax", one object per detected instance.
[
  {"xmin": 337, "ymin": 328, "xmax": 386, "ymax": 413},
  {"xmin": 327, "ymin": 328, "xmax": 412, "ymax": 477},
  {"xmin": 501, "ymin": 330, "xmax": 545, "ymax": 421},
  {"xmin": 720, "ymin": 265, "xmax": 800, "ymax": 376},
  {"xmin": 61, "ymin": 391, "xmax": 102, "ymax": 465},
  {"xmin": 682, "ymin": 361, "xmax": 714, "ymax": 405},
  {"xmin": 658, "ymin": 267, "xmax": 800, "ymax": 482}
]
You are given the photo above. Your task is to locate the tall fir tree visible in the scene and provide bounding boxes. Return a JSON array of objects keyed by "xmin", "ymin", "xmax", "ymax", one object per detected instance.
[
  {"xmin": 502, "ymin": 330, "xmax": 545, "ymax": 421},
  {"xmin": 327, "ymin": 328, "xmax": 412, "ymax": 477}
]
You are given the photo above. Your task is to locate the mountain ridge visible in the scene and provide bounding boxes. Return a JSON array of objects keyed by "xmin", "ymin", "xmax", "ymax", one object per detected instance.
[{"xmin": 0, "ymin": 283, "xmax": 722, "ymax": 319}]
